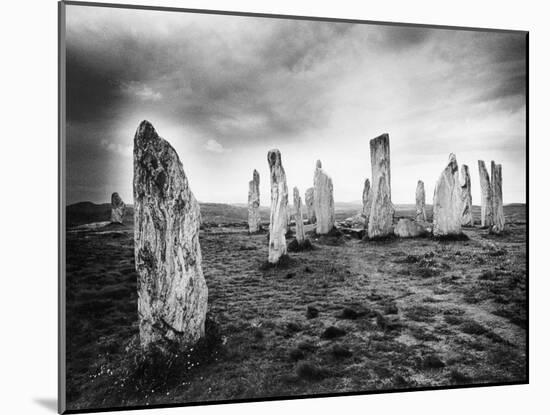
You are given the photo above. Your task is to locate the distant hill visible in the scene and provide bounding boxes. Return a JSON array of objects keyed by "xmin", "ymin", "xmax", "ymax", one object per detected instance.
[{"xmin": 66, "ymin": 201, "xmax": 526, "ymax": 228}]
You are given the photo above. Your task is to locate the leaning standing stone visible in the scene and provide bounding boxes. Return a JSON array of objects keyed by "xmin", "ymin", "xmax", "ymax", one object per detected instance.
[
  {"xmin": 433, "ymin": 153, "xmax": 462, "ymax": 236},
  {"xmin": 133, "ymin": 120, "xmax": 208, "ymax": 351},
  {"xmin": 367, "ymin": 134, "xmax": 394, "ymax": 238},
  {"xmin": 491, "ymin": 161, "xmax": 505, "ymax": 233},
  {"xmin": 478, "ymin": 160, "xmax": 493, "ymax": 228},
  {"xmin": 313, "ymin": 160, "xmax": 335, "ymax": 234},
  {"xmin": 267, "ymin": 149, "xmax": 289, "ymax": 263},
  {"xmin": 248, "ymin": 169, "xmax": 261, "ymax": 233},
  {"xmin": 293, "ymin": 187, "xmax": 306, "ymax": 243},
  {"xmin": 305, "ymin": 187, "xmax": 316, "ymax": 224},
  {"xmin": 460, "ymin": 165, "xmax": 473, "ymax": 226},
  {"xmin": 415, "ymin": 180, "xmax": 427, "ymax": 222},
  {"xmin": 110, "ymin": 192, "xmax": 126, "ymax": 224}
]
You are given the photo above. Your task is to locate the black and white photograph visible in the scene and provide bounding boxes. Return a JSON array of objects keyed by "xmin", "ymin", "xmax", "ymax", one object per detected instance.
[{"xmin": 59, "ymin": 1, "xmax": 527, "ymax": 413}]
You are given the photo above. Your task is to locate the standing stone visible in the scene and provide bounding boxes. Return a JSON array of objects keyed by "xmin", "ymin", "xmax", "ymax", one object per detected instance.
[
  {"xmin": 313, "ymin": 160, "xmax": 335, "ymax": 234},
  {"xmin": 367, "ymin": 134, "xmax": 394, "ymax": 238},
  {"xmin": 362, "ymin": 178, "xmax": 371, "ymax": 218},
  {"xmin": 415, "ymin": 180, "xmax": 427, "ymax": 222},
  {"xmin": 293, "ymin": 187, "xmax": 306, "ymax": 243},
  {"xmin": 110, "ymin": 192, "xmax": 126, "ymax": 224},
  {"xmin": 491, "ymin": 161, "xmax": 505, "ymax": 233},
  {"xmin": 478, "ymin": 160, "xmax": 493, "ymax": 228},
  {"xmin": 459, "ymin": 165, "xmax": 473, "ymax": 226},
  {"xmin": 267, "ymin": 149, "xmax": 289, "ymax": 263},
  {"xmin": 433, "ymin": 153, "xmax": 462, "ymax": 236},
  {"xmin": 133, "ymin": 120, "xmax": 208, "ymax": 351},
  {"xmin": 248, "ymin": 169, "xmax": 261, "ymax": 233},
  {"xmin": 305, "ymin": 187, "xmax": 316, "ymax": 224}
]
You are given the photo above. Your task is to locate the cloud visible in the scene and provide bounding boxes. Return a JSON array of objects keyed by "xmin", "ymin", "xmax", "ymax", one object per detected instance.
[
  {"xmin": 100, "ymin": 139, "xmax": 132, "ymax": 157},
  {"xmin": 64, "ymin": 5, "xmax": 527, "ymax": 205},
  {"xmin": 120, "ymin": 82, "xmax": 162, "ymax": 101},
  {"xmin": 204, "ymin": 139, "xmax": 230, "ymax": 154}
]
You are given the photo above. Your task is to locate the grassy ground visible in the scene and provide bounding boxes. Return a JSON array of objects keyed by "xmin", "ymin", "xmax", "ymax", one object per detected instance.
[{"xmin": 64, "ymin": 205, "xmax": 527, "ymax": 411}]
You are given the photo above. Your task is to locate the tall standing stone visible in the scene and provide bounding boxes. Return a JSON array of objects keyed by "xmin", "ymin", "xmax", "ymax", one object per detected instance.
[
  {"xmin": 362, "ymin": 178, "xmax": 371, "ymax": 218},
  {"xmin": 313, "ymin": 160, "xmax": 335, "ymax": 234},
  {"xmin": 133, "ymin": 120, "xmax": 207, "ymax": 351},
  {"xmin": 248, "ymin": 169, "xmax": 261, "ymax": 233},
  {"xmin": 491, "ymin": 161, "xmax": 505, "ymax": 233},
  {"xmin": 267, "ymin": 149, "xmax": 288, "ymax": 263},
  {"xmin": 415, "ymin": 180, "xmax": 427, "ymax": 222},
  {"xmin": 293, "ymin": 187, "xmax": 306, "ymax": 243},
  {"xmin": 433, "ymin": 153, "xmax": 462, "ymax": 236},
  {"xmin": 110, "ymin": 192, "xmax": 126, "ymax": 224},
  {"xmin": 367, "ymin": 134, "xmax": 394, "ymax": 238},
  {"xmin": 460, "ymin": 165, "xmax": 473, "ymax": 226},
  {"xmin": 305, "ymin": 187, "xmax": 316, "ymax": 224},
  {"xmin": 478, "ymin": 160, "xmax": 493, "ymax": 228}
]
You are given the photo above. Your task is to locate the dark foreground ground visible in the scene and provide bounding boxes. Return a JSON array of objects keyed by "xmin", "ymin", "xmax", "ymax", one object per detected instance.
[{"xmin": 65, "ymin": 204, "xmax": 527, "ymax": 411}]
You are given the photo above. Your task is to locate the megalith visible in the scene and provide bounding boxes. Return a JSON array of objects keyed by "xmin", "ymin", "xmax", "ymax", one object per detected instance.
[
  {"xmin": 362, "ymin": 178, "xmax": 371, "ymax": 219},
  {"xmin": 293, "ymin": 187, "xmax": 306, "ymax": 243},
  {"xmin": 110, "ymin": 192, "xmax": 126, "ymax": 224},
  {"xmin": 248, "ymin": 169, "xmax": 261, "ymax": 233},
  {"xmin": 460, "ymin": 164, "xmax": 473, "ymax": 226},
  {"xmin": 313, "ymin": 160, "xmax": 335, "ymax": 234},
  {"xmin": 478, "ymin": 160, "xmax": 493, "ymax": 228},
  {"xmin": 415, "ymin": 180, "xmax": 427, "ymax": 222},
  {"xmin": 491, "ymin": 161, "xmax": 505, "ymax": 233},
  {"xmin": 432, "ymin": 153, "xmax": 462, "ymax": 236},
  {"xmin": 133, "ymin": 120, "xmax": 208, "ymax": 351},
  {"xmin": 305, "ymin": 187, "xmax": 316, "ymax": 224},
  {"xmin": 267, "ymin": 149, "xmax": 289, "ymax": 263},
  {"xmin": 367, "ymin": 134, "xmax": 394, "ymax": 238}
]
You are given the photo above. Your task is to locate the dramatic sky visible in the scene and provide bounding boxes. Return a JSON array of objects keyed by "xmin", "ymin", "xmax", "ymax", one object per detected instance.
[{"xmin": 65, "ymin": 5, "xmax": 527, "ymax": 205}]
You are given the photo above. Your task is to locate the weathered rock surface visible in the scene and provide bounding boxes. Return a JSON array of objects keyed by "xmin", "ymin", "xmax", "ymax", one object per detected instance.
[
  {"xmin": 459, "ymin": 165, "xmax": 473, "ymax": 226},
  {"xmin": 491, "ymin": 161, "xmax": 505, "ymax": 233},
  {"xmin": 415, "ymin": 180, "xmax": 427, "ymax": 222},
  {"xmin": 367, "ymin": 134, "xmax": 394, "ymax": 238},
  {"xmin": 248, "ymin": 169, "xmax": 261, "ymax": 233},
  {"xmin": 394, "ymin": 218, "xmax": 428, "ymax": 238},
  {"xmin": 433, "ymin": 153, "xmax": 462, "ymax": 236},
  {"xmin": 305, "ymin": 187, "xmax": 316, "ymax": 224},
  {"xmin": 313, "ymin": 160, "xmax": 335, "ymax": 234},
  {"xmin": 110, "ymin": 192, "xmax": 126, "ymax": 224},
  {"xmin": 478, "ymin": 160, "xmax": 493, "ymax": 228},
  {"xmin": 268, "ymin": 149, "xmax": 289, "ymax": 263},
  {"xmin": 293, "ymin": 187, "xmax": 306, "ymax": 243},
  {"xmin": 133, "ymin": 120, "xmax": 208, "ymax": 351}
]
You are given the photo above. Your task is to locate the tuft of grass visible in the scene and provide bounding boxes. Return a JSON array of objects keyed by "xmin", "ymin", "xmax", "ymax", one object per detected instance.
[
  {"xmin": 460, "ymin": 321, "xmax": 488, "ymax": 336},
  {"xmin": 449, "ymin": 369, "xmax": 473, "ymax": 384},
  {"xmin": 321, "ymin": 326, "xmax": 347, "ymax": 340},
  {"xmin": 296, "ymin": 362, "xmax": 331, "ymax": 381},
  {"xmin": 289, "ymin": 348, "xmax": 306, "ymax": 361},
  {"xmin": 331, "ymin": 344, "xmax": 353, "ymax": 358},
  {"xmin": 306, "ymin": 306, "xmax": 319, "ymax": 319},
  {"xmin": 422, "ymin": 354, "xmax": 446, "ymax": 369},
  {"xmin": 405, "ymin": 305, "xmax": 437, "ymax": 323},
  {"xmin": 286, "ymin": 322, "xmax": 302, "ymax": 334},
  {"xmin": 384, "ymin": 302, "xmax": 399, "ymax": 315},
  {"xmin": 338, "ymin": 307, "xmax": 359, "ymax": 320},
  {"xmin": 297, "ymin": 341, "xmax": 317, "ymax": 352},
  {"xmin": 376, "ymin": 313, "xmax": 401, "ymax": 332},
  {"xmin": 444, "ymin": 315, "xmax": 464, "ymax": 325}
]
